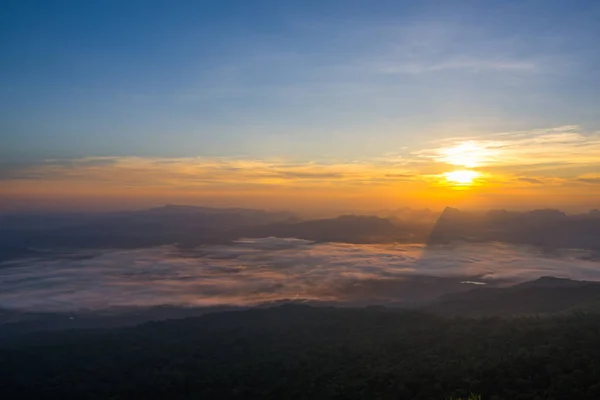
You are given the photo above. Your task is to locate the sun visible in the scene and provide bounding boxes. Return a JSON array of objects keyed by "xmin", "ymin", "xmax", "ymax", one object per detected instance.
[{"xmin": 444, "ymin": 170, "xmax": 480, "ymax": 185}]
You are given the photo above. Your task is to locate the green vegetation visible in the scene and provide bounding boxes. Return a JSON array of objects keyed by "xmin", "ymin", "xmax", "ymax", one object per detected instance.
[{"xmin": 2, "ymin": 305, "xmax": 600, "ymax": 399}]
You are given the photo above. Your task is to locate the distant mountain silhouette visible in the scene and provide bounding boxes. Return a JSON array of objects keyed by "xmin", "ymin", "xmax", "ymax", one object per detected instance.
[
  {"xmin": 234, "ymin": 215, "xmax": 425, "ymax": 243},
  {"xmin": 0, "ymin": 206, "xmax": 297, "ymax": 256},
  {"xmin": 2, "ymin": 205, "xmax": 599, "ymax": 262},
  {"xmin": 427, "ymin": 207, "xmax": 600, "ymax": 250},
  {"xmin": 0, "ymin": 207, "xmax": 433, "ymax": 260}
]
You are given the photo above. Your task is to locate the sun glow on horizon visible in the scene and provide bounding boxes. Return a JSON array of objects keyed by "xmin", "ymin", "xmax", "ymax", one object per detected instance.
[{"xmin": 444, "ymin": 170, "xmax": 480, "ymax": 186}]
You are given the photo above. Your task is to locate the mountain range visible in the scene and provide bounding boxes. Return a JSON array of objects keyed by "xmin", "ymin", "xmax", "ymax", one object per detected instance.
[
  {"xmin": 428, "ymin": 207, "xmax": 600, "ymax": 251},
  {"xmin": 2, "ymin": 205, "xmax": 599, "ymax": 262}
]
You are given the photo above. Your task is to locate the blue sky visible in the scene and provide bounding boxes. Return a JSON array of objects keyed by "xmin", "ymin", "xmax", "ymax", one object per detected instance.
[
  {"xmin": 3, "ymin": 0, "xmax": 599, "ymax": 162},
  {"xmin": 2, "ymin": 1, "xmax": 600, "ymax": 213}
]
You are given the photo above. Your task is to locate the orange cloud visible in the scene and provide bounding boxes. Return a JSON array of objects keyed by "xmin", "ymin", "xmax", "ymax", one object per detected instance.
[{"xmin": 2, "ymin": 126, "xmax": 600, "ymax": 212}]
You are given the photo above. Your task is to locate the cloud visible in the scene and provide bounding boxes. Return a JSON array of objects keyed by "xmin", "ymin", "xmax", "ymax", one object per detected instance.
[
  {"xmin": 0, "ymin": 156, "xmax": 422, "ymax": 188},
  {"xmin": 1, "ymin": 239, "xmax": 599, "ymax": 312},
  {"xmin": 371, "ymin": 58, "xmax": 538, "ymax": 75},
  {"xmin": 577, "ymin": 177, "xmax": 600, "ymax": 185},
  {"xmin": 4, "ymin": 126, "xmax": 599, "ymax": 189},
  {"xmin": 323, "ymin": 16, "xmax": 546, "ymax": 77},
  {"xmin": 2, "ymin": 125, "xmax": 600, "ymax": 213},
  {"xmin": 518, "ymin": 177, "xmax": 543, "ymax": 184},
  {"xmin": 419, "ymin": 125, "xmax": 600, "ymax": 181}
]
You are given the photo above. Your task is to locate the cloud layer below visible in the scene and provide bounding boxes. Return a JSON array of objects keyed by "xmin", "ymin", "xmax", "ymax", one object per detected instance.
[{"xmin": 2, "ymin": 238, "xmax": 599, "ymax": 312}]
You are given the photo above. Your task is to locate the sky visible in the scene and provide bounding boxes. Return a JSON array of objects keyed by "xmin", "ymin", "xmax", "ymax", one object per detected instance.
[{"xmin": 2, "ymin": 0, "xmax": 600, "ymax": 213}]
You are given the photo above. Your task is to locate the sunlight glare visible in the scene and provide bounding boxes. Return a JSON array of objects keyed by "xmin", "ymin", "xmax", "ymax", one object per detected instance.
[
  {"xmin": 439, "ymin": 141, "xmax": 494, "ymax": 168},
  {"xmin": 444, "ymin": 170, "xmax": 480, "ymax": 185}
]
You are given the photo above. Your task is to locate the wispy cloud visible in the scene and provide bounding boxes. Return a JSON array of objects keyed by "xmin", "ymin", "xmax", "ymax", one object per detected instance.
[
  {"xmin": 419, "ymin": 125, "xmax": 600, "ymax": 174},
  {"xmin": 4, "ymin": 126, "xmax": 598, "ymax": 187},
  {"xmin": 370, "ymin": 58, "xmax": 538, "ymax": 75},
  {"xmin": 0, "ymin": 157, "xmax": 423, "ymax": 188},
  {"xmin": 2, "ymin": 125, "xmax": 600, "ymax": 212}
]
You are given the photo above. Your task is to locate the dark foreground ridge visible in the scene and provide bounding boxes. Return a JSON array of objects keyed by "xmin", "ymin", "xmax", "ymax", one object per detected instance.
[
  {"xmin": 423, "ymin": 276, "xmax": 600, "ymax": 316},
  {"xmin": 3, "ymin": 305, "xmax": 600, "ymax": 399}
]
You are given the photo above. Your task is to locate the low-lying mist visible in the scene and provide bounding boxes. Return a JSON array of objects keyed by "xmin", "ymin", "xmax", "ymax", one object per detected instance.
[{"xmin": 2, "ymin": 238, "xmax": 599, "ymax": 312}]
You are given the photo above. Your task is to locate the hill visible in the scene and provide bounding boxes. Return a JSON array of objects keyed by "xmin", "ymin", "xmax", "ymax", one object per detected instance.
[
  {"xmin": 2, "ymin": 305, "xmax": 600, "ymax": 399},
  {"xmin": 423, "ymin": 277, "xmax": 600, "ymax": 316},
  {"xmin": 233, "ymin": 214, "xmax": 426, "ymax": 243},
  {"xmin": 427, "ymin": 207, "xmax": 600, "ymax": 251}
]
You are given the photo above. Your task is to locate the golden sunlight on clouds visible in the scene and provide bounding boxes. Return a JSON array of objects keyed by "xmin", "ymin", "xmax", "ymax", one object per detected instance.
[
  {"xmin": 443, "ymin": 170, "xmax": 480, "ymax": 186},
  {"xmin": 1, "ymin": 126, "xmax": 600, "ymax": 212},
  {"xmin": 425, "ymin": 125, "xmax": 600, "ymax": 171},
  {"xmin": 436, "ymin": 141, "xmax": 497, "ymax": 168}
]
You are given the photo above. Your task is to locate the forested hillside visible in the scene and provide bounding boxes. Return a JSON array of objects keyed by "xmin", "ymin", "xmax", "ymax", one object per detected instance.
[{"xmin": 3, "ymin": 305, "xmax": 600, "ymax": 399}]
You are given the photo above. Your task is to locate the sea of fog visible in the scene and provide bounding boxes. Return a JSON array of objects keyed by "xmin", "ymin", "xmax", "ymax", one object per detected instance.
[{"xmin": 1, "ymin": 238, "xmax": 600, "ymax": 312}]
